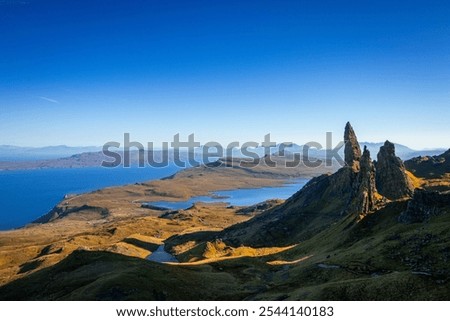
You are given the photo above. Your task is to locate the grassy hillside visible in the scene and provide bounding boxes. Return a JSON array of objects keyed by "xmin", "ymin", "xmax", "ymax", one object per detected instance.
[
  {"xmin": 0, "ymin": 142, "xmax": 448, "ymax": 300},
  {"xmin": 1, "ymin": 198, "xmax": 448, "ymax": 300}
]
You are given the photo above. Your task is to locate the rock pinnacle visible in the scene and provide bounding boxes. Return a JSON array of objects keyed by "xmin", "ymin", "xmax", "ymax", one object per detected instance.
[{"xmin": 344, "ymin": 122, "xmax": 362, "ymax": 167}]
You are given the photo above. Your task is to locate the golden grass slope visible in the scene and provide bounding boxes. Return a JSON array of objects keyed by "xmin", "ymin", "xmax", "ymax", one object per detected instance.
[
  {"xmin": 0, "ymin": 155, "xmax": 449, "ymax": 300},
  {"xmin": 0, "ymin": 158, "xmax": 330, "ymax": 288}
]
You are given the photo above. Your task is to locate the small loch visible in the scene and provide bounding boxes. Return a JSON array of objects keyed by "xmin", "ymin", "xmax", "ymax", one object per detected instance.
[
  {"xmin": 146, "ymin": 178, "xmax": 309, "ymax": 211},
  {"xmin": 146, "ymin": 245, "xmax": 178, "ymax": 263}
]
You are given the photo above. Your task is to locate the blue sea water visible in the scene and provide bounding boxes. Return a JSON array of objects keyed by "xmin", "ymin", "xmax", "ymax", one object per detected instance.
[
  {"xmin": 0, "ymin": 166, "xmax": 179, "ymax": 230},
  {"xmin": 0, "ymin": 166, "xmax": 309, "ymax": 231},
  {"xmin": 148, "ymin": 179, "xmax": 309, "ymax": 210}
]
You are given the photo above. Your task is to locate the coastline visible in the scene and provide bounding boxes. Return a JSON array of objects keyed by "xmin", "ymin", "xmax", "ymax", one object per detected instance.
[{"xmin": 0, "ymin": 157, "xmax": 337, "ymax": 286}]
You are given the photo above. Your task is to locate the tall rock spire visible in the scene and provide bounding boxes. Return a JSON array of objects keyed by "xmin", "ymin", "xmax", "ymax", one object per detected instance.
[
  {"xmin": 220, "ymin": 122, "xmax": 387, "ymax": 247},
  {"xmin": 375, "ymin": 140, "xmax": 414, "ymax": 200},
  {"xmin": 344, "ymin": 122, "xmax": 362, "ymax": 168},
  {"xmin": 341, "ymin": 123, "xmax": 380, "ymax": 217},
  {"xmin": 358, "ymin": 146, "xmax": 378, "ymax": 213},
  {"xmin": 346, "ymin": 146, "xmax": 379, "ymax": 217}
]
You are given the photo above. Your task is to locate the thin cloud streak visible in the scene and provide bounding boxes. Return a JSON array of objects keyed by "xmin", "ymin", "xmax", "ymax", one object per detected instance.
[{"xmin": 39, "ymin": 96, "xmax": 59, "ymax": 104}]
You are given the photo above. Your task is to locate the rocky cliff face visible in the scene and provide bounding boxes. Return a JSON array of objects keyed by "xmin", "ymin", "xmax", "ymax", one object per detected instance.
[
  {"xmin": 346, "ymin": 146, "xmax": 379, "ymax": 216},
  {"xmin": 220, "ymin": 122, "xmax": 444, "ymax": 247},
  {"xmin": 375, "ymin": 140, "xmax": 414, "ymax": 200},
  {"xmin": 222, "ymin": 122, "xmax": 382, "ymax": 246},
  {"xmin": 399, "ymin": 189, "xmax": 450, "ymax": 223}
]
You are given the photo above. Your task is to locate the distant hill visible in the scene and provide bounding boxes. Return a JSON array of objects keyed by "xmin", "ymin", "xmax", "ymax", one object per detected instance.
[
  {"xmin": 271, "ymin": 141, "xmax": 446, "ymax": 161},
  {"xmin": 359, "ymin": 142, "xmax": 446, "ymax": 160},
  {"xmin": 1, "ymin": 122, "xmax": 449, "ymax": 300},
  {"xmin": 0, "ymin": 150, "xmax": 205, "ymax": 170},
  {"xmin": 405, "ymin": 149, "xmax": 450, "ymax": 179},
  {"xmin": 0, "ymin": 142, "xmax": 447, "ymax": 169},
  {"xmin": 0, "ymin": 145, "xmax": 102, "ymax": 161}
]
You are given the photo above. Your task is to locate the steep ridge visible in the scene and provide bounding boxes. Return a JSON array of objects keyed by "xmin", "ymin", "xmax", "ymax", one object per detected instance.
[
  {"xmin": 405, "ymin": 149, "xmax": 450, "ymax": 179},
  {"xmin": 220, "ymin": 123, "xmax": 384, "ymax": 247},
  {"xmin": 0, "ymin": 122, "xmax": 449, "ymax": 300}
]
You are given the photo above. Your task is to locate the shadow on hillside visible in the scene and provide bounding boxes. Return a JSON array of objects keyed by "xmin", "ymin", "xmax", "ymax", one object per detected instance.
[{"xmin": 122, "ymin": 237, "xmax": 160, "ymax": 252}]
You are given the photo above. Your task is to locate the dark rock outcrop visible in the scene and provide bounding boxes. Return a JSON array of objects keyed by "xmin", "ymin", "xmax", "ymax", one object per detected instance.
[
  {"xmin": 344, "ymin": 122, "xmax": 362, "ymax": 168},
  {"xmin": 347, "ymin": 146, "xmax": 379, "ymax": 216},
  {"xmin": 235, "ymin": 199, "xmax": 283, "ymax": 215},
  {"xmin": 399, "ymin": 189, "xmax": 450, "ymax": 223},
  {"xmin": 375, "ymin": 140, "xmax": 414, "ymax": 200},
  {"xmin": 405, "ymin": 149, "xmax": 450, "ymax": 179},
  {"xmin": 221, "ymin": 122, "xmax": 382, "ymax": 246},
  {"xmin": 33, "ymin": 205, "xmax": 110, "ymax": 224}
]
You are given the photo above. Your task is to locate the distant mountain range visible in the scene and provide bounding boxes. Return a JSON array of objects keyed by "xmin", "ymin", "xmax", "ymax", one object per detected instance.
[
  {"xmin": 1, "ymin": 123, "xmax": 449, "ymax": 300},
  {"xmin": 0, "ymin": 145, "xmax": 102, "ymax": 161},
  {"xmin": 359, "ymin": 142, "xmax": 446, "ymax": 160},
  {"xmin": 270, "ymin": 142, "xmax": 446, "ymax": 161},
  {"xmin": 0, "ymin": 142, "xmax": 446, "ymax": 166}
]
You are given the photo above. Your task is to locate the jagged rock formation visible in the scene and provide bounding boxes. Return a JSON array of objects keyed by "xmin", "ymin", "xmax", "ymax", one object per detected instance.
[
  {"xmin": 215, "ymin": 122, "xmax": 448, "ymax": 248},
  {"xmin": 342, "ymin": 122, "xmax": 379, "ymax": 216},
  {"xmin": 399, "ymin": 189, "xmax": 450, "ymax": 223},
  {"xmin": 347, "ymin": 146, "xmax": 378, "ymax": 216},
  {"xmin": 375, "ymin": 140, "xmax": 414, "ymax": 200},
  {"xmin": 405, "ymin": 149, "xmax": 450, "ymax": 179},
  {"xmin": 344, "ymin": 122, "xmax": 362, "ymax": 168},
  {"xmin": 221, "ymin": 122, "xmax": 381, "ymax": 246},
  {"xmin": 1, "ymin": 122, "xmax": 448, "ymax": 301}
]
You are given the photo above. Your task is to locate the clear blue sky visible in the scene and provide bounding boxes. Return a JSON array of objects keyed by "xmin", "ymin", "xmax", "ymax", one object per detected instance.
[{"xmin": 0, "ymin": 0, "xmax": 449, "ymax": 149}]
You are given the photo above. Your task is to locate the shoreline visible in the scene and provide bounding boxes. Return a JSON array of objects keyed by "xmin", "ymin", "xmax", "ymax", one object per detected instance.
[
  {"xmin": 37, "ymin": 157, "xmax": 333, "ymax": 223},
  {"xmin": 1, "ymin": 158, "xmax": 335, "ymax": 231},
  {"xmin": 0, "ymin": 157, "xmax": 336, "ymax": 286}
]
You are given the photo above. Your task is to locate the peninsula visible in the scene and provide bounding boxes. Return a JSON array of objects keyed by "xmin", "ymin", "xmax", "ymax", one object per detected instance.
[{"xmin": 0, "ymin": 123, "xmax": 448, "ymax": 300}]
